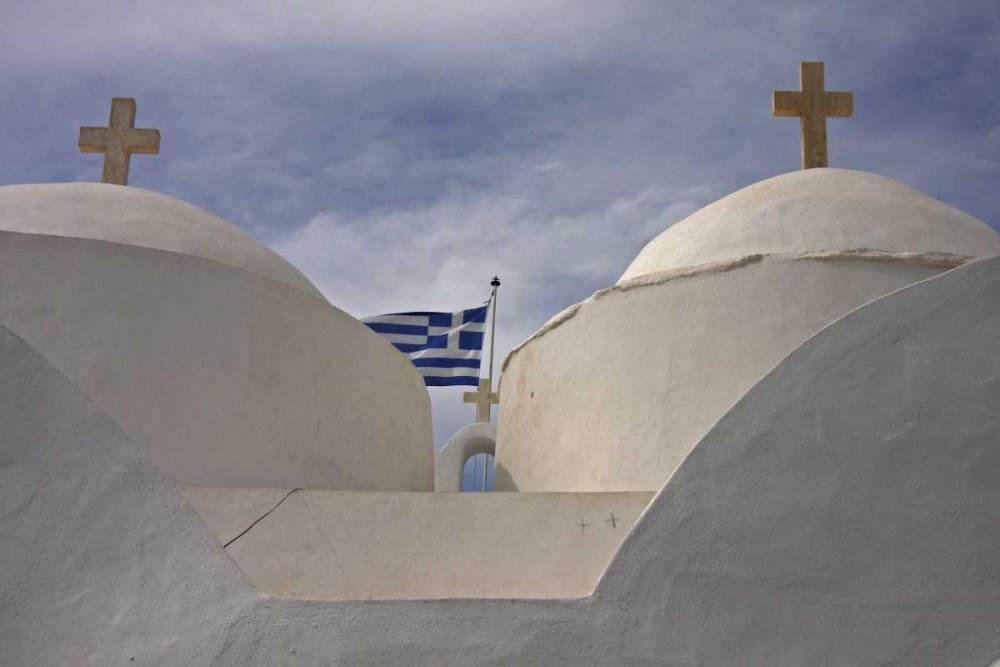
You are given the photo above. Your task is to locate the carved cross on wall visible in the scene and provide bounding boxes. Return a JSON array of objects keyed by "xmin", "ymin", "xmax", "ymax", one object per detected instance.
[
  {"xmin": 79, "ymin": 97, "xmax": 160, "ymax": 186},
  {"xmin": 773, "ymin": 62, "xmax": 853, "ymax": 169},
  {"xmin": 463, "ymin": 378, "xmax": 499, "ymax": 423}
]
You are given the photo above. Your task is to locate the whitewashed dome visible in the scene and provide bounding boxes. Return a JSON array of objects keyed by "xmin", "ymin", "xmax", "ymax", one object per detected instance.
[
  {"xmin": 621, "ymin": 168, "xmax": 1000, "ymax": 282},
  {"xmin": 496, "ymin": 169, "xmax": 1000, "ymax": 493},
  {"xmin": 0, "ymin": 183, "xmax": 432, "ymax": 491},
  {"xmin": 1, "ymin": 183, "xmax": 323, "ymax": 298}
]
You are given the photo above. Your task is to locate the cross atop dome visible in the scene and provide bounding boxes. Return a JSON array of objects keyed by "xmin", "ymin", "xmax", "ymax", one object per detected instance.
[
  {"xmin": 773, "ymin": 62, "xmax": 853, "ymax": 169},
  {"xmin": 78, "ymin": 97, "xmax": 160, "ymax": 186}
]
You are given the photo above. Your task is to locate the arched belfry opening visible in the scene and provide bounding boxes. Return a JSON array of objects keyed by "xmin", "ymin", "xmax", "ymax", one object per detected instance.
[
  {"xmin": 461, "ymin": 453, "xmax": 494, "ymax": 492},
  {"xmin": 434, "ymin": 422, "xmax": 497, "ymax": 492}
]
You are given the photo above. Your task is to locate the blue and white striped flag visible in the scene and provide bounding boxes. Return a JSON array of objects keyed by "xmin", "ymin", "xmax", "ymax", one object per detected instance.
[{"xmin": 362, "ymin": 306, "xmax": 488, "ymax": 386}]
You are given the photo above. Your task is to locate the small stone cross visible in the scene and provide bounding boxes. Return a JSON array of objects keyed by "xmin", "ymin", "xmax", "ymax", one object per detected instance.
[
  {"xmin": 79, "ymin": 97, "xmax": 160, "ymax": 186},
  {"xmin": 463, "ymin": 378, "xmax": 499, "ymax": 423},
  {"xmin": 773, "ymin": 62, "xmax": 853, "ymax": 169}
]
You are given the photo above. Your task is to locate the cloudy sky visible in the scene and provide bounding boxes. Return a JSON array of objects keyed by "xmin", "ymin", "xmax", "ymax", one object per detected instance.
[{"xmin": 2, "ymin": 0, "xmax": 998, "ymax": 448}]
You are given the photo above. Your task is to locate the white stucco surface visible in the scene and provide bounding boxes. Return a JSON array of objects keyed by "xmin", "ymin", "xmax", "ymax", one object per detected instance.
[
  {"xmin": 0, "ymin": 188, "xmax": 433, "ymax": 490},
  {"xmin": 435, "ymin": 421, "xmax": 497, "ymax": 492},
  {"xmin": 591, "ymin": 254, "xmax": 1000, "ymax": 664},
  {"xmin": 0, "ymin": 183, "xmax": 323, "ymax": 299},
  {"xmin": 3, "ymin": 254, "xmax": 1000, "ymax": 664},
  {"xmin": 620, "ymin": 168, "xmax": 1000, "ymax": 281},
  {"xmin": 0, "ymin": 323, "xmax": 259, "ymax": 665},
  {"xmin": 497, "ymin": 170, "xmax": 1000, "ymax": 492},
  {"xmin": 497, "ymin": 257, "xmax": 941, "ymax": 491},
  {"xmin": 182, "ymin": 487, "xmax": 653, "ymax": 599}
]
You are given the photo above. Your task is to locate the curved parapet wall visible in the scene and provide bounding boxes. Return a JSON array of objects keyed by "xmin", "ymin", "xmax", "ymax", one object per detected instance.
[
  {"xmin": 497, "ymin": 170, "xmax": 1000, "ymax": 492},
  {"xmin": 497, "ymin": 256, "xmax": 943, "ymax": 491},
  {"xmin": 0, "ymin": 186, "xmax": 432, "ymax": 490},
  {"xmin": 0, "ymin": 322, "xmax": 261, "ymax": 664},
  {"xmin": 594, "ymin": 253, "xmax": 1000, "ymax": 665},
  {"xmin": 182, "ymin": 487, "xmax": 653, "ymax": 599},
  {"xmin": 4, "ymin": 253, "xmax": 999, "ymax": 664}
]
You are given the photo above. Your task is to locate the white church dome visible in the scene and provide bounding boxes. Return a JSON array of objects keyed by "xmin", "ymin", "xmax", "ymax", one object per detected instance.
[
  {"xmin": 0, "ymin": 183, "xmax": 433, "ymax": 491},
  {"xmin": 621, "ymin": 168, "xmax": 1000, "ymax": 282},
  {"xmin": 0, "ymin": 183, "xmax": 323, "ymax": 298},
  {"xmin": 496, "ymin": 169, "xmax": 1000, "ymax": 493}
]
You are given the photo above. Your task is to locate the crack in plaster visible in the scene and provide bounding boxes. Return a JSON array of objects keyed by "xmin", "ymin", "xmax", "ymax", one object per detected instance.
[
  {"xmin": 500, "ymin": 249, "xmax": 974, "ymax": 374},
  {"xmin": 223, "ymin": 488, "xmax": 302, "ymax": 548}
]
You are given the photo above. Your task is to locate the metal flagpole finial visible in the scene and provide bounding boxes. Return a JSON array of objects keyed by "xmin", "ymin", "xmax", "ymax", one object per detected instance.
[{"xmin": 486, "ymin": 276, "xmax": 500, "ymax": 397}]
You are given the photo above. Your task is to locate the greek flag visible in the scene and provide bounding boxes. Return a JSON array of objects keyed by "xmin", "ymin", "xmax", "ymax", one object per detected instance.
[{"xmin": 362, "ymin": 306, "xmax": 488, "ymax": 386}]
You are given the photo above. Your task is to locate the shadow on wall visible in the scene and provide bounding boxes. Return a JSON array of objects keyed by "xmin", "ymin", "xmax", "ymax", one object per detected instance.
[{"xmin": 490, "ymin": 460, "xmax": 518, "ymax": 492}]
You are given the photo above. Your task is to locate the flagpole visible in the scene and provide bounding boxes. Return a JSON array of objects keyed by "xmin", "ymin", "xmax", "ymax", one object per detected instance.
[
  {"xmin": 482, "ymin": 276, "xmax": 500, "ymax": 492},
  {"xmin": 488, "ymin": 276, "xmax": 500, "ymax": 394}
]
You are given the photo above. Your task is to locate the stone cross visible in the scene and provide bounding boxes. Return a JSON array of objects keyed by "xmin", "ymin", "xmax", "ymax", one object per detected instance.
[
  {"xmin": 773, "ymin": 62, "xmax": 853, "ymax": 169},
  {"xmin": 79, "ymin": 97, "xmax": 160, "ymax": 186},
  {"xmin": 463, "ymin": 378, "xmax": 499, "ymax": 423}
]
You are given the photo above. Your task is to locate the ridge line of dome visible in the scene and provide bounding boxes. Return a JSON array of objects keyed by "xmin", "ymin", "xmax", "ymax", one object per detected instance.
[
  {"xmin": 0, "ymin": 228, "xmax": 329, "ymax": 304},
  {"xmin": 500, "ymin": 248, "xmax": 976, "ymax": 375}
]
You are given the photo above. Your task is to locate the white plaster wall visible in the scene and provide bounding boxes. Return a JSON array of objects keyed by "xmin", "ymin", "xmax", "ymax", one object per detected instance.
[
  {"xmin": 496, "ymin": 256, "xmax": 942, "ymax": 491},
  {"xmin": 0, "ymin": 323, "xmax": 261, "ymax": 666},
  {"xmin": 435, "ymin": 421, "xmax": 497, "ymax": 491},
  {"xmin": 621, "ymin": 168, "xmax": 1000, "ymax": 282},
  {"xmin": 3, "ymin": 255, "xmax": 1000, "ymax": 664},
  {"xmin": 592, "ymin": 254, "xmax": 1000, "ymax": 665},
  {"xmin": 498, "ymin": 170, "xmax": 1000, "ymax": 494},
  {"xmin": 0, "ymin": 232, "xmax": 433, "ymax": 490},
  {"xmin": 0, "ymin": 183, "xmax": 323, "ymax": 299},
  {"xmin": 182, "ymin": 488, "xmax": 653, "ymax": 599}
]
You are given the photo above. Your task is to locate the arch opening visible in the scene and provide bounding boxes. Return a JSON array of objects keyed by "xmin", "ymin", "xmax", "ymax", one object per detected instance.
[
  {"xmin": 461, "ymin": 453, "xmax": 495, "ymax": 492},
  {"xmin": 434, "ymin": 423, "xmax": 497, "ymax": 492}
]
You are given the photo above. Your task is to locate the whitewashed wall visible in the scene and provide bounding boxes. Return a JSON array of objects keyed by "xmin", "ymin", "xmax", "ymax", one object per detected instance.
[
  {"xmin": 2, "ymin": 254, "xmax": 999, "ymax": 664},
  {"xmin": 496, "ymin": 169, "xmax": 1000, "ymax": 492},
  {"xmin": 0, "ymin": 184, "xmax": 433, "ymax": 490}
]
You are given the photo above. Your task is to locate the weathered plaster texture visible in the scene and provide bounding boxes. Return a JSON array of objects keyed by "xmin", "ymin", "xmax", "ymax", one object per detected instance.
[
  {"xmin": 592, "ymin": 254, "xmax": 1000, "ymax": 665},
  {"xmin": 497, "ymin": 169, "xmax": 1000, "ymax": 493},
  {"xmin": 504, "ymin": 249, "xmax": 975, "ymax": 368},
  {"xmin": 183, "ymin": 488, "xmax": 653, "ymax": 600},
  {"xmin": 0, "ymin": 189, "xmax": 432, "ymax": 491},
  {"xmin": 0, "ymin": 324, "xmax": 260, "ymax": 666},
  {"xmin": 497, "ymin": 257, "xmax": 941, "ymax": 491},
  {"xmin": 3, "ymin": 254, "xmax": 999, "ymax": 665}
]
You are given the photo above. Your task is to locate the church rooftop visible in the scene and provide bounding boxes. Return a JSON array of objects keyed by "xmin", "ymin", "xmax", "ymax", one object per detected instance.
[
  {"xmin": 620, "ymin": 168, "xmax": 1000, "ymax": 283},
  {"xmin": 0, "ymin": 182, "xmax": 323, "ymax": 299}
]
